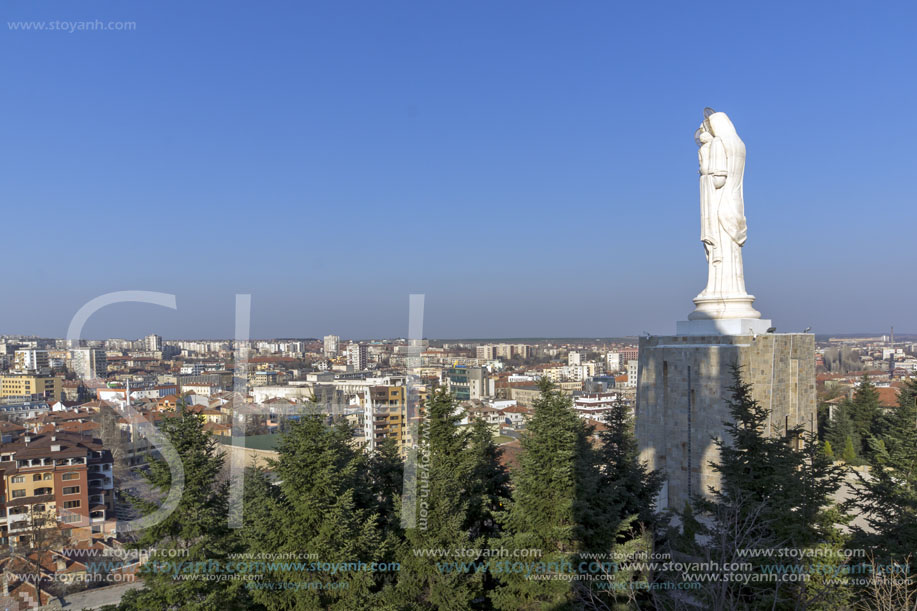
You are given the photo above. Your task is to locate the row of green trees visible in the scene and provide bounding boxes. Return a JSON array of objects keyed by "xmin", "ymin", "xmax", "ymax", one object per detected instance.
[{"xmin": 111, "ymin": 370, "xmax": 917, "ymax": 610}]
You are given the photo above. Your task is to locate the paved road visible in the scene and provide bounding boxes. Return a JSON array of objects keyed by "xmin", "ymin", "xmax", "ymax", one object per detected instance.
[
  {"xmin": 834, "ymin": 467, "xmax": 872, "ymax": 533},
  {"xmin": 60, "ymin": 582, "xmax": 143, "ymax": 609}
]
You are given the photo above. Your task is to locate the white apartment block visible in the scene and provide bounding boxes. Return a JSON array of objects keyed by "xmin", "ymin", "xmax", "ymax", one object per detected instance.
[
  {"xmin": 346, "ymin": 343, "xmax": 368, "ymax": 371},
  {"xmin": 144, "ymin": 334, "xmax": 163, "ymax": 352},
  {"xmin": 324, "ymin": 335, "xmax": 341, "ymax": 357},
  {"xmin": 606, "ymin": 352, "xmax": 622, "ymax": 372},
  {"xmin": 626, "ymin": 360, "xmax": 638, "ymax": 388},
  {"xmin": 69, "ymin": 348, "xmax": 107, "ymax": 380},
  {"xmin": 476, "ymin": 345, "xmax": 496, "ymax": 360}
]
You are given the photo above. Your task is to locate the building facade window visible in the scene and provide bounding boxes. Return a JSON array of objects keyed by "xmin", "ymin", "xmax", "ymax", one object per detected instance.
[
  {"xmin": 62, "ymin": 486, "xmax": 80, "ymax": 495},
  {"xmin": 62, "ymin": 472, "xmax": 80, "ymax": 481}
]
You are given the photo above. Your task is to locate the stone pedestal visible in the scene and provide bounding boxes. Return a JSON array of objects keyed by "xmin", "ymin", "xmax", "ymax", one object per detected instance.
[
  {"xmin": 689, "ymin": 294, "xmax": 762, "ymax": 321},
  {"xmin": 635, "ymin": 333, "xmax": 816, "ymax": 512}
]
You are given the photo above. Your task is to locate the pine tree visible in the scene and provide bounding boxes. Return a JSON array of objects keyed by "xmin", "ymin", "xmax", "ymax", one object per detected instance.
[
  {"xmin": 791, "ymin": 430, "xmax": 852, "ymax": 610},
  {"xmin": 849, "ymin": 375, "xmax": 881, "ymax": 457},
  {"xmin": 854, "ymin": 378, "xmax": 917, "ymax": 562},
  {"xmin": 465, "ymin": 417, "xmax": 511, "ymax": 541},
  {"xmin": 394, "ymin": 387, "xmax": 502, "ymax": 610},
  {"xmin": 703, "ymin": 366, "xmax": 801, "ymax": 538},
  {"xmin": 823, "ymin": 440, "xmax": 834, "ymax": 460},
  {"xmin": 659, "ymin": 366, "xmax": 849, "ymax": 610},
  {"xmin": 842, "ymin": 436, "xmax": 858, "ymax": 464},
  {"xmin": 493, "ymin": 379, "xmax": 622, "ymax": 610},
  {"xmin": 118, "ymin": 405, "xmax": 251, "ymax": 610},
  {"xmin": 598, "ymin": 398, "xmax": 662, "ymax": 530},
  {"xmin": 825, "ymin": 400, "xmax": 859, "ymax": 463},
  {"xmin": 366, "ymin": 436, "xmax": 405, "ymax": 537},
  {"xmin": 241, "ymin": 416, "xmax": 396, "ymax": 610},
  {"xmin": 792, "ymin": 430, "xmax": 848, "ymax": 548}
]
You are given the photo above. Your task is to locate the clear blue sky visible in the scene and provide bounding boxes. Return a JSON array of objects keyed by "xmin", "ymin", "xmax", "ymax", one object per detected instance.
[{"xmin": 2, "ymin": 1, "xmax": 915, "ymax": 339}]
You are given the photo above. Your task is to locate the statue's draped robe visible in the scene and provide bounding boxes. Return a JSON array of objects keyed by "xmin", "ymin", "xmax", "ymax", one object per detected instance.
[{"xmin": 698, "ymin": 138, "xmax": 726, "ymax": 265}]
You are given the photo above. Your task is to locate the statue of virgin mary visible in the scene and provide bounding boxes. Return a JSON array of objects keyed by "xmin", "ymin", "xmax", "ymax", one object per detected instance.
[{"xmin": 689, "ymin": 109, "xmax": 761, "ymax": 321}]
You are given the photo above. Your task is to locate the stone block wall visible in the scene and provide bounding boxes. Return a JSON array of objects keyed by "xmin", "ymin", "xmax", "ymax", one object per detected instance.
[{"xmin": 635, "ymin": 333, "xmax": 815, "ymax": 511}]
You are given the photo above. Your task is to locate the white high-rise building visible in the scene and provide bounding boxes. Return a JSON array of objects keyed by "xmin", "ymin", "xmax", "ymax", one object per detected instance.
[
  {"xmin": 70, "ymin": 347, "xmax": 108, "ymax": 380},
  {"xmin": 324, "ymin": 335, "xmax": 341, "ymax": 357},
  {"xmin": 346, "ymin": 343, "xmax": 367, "ymax": 371},
  {"xmin": 626, "ymin": 360, "xmax": 638, "ymax": 389},
  {"xmin": 476, "ymin": 345, "xmax": 496, "ymax": 360},
  {"xmin": 144, "ymin": 334, "xmax": 163, "ymax": 352},
  {"xmin": 568, "ymin": 351, "xmax": 582, "ymax": 366},
  {"xmin": 606, "ymin": 352, "xmax": 622, "ymax": 372}
]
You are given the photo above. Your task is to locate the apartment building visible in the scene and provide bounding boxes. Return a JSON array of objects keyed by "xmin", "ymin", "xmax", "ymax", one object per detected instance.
[
  {"xmin": 346, "ymin": 343, "xmax": 368, "ymax": 371},
  {"xmin": 445, "ymin": 366, "xmax": 489, "ymax": 401},
  {"xmin": 252, "ymin": 370, "xmax": 281, "ymax": 386},
  {"xmin": 0, "ymin": 375, "xmax": 63, "ymax": 402},
  {"xmin": 69, "ymin": 348, "xmax": 107, "ymax": 380},
  {"xmin": 363, "ymin": 386, "xmax": 409, "ymax": 455},
  {"xmin": 144, "ymin": 334, "xmax": 163, "ymax": 352},
  {"xmin": 626, "ymin": 360, "xmax": 639, "ymax": 388},
  {"xmin": 0, "ymin": 430, "xmax": 116, "ymax": 546},
  {"xmin": 13, "ymin": 350, "xmax": 50, "ymax": 375},
  {"xmin": 476, "ymin": 345, "xmax": 496, "ymax": 360},
  {"xmin": 323, "ymin": 335, "xmax": 340, "ymax": 357},
  {"xmin": 572, "ymin": 392, "xmax": 622, "ymax": 419}
]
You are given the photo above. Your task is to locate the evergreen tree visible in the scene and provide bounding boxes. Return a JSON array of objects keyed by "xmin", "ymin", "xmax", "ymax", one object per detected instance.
[
  {"xmin": 791, "ymin": 430, "xmax": 848, "ymax": 548},
  {"xmin": 791, "ymin": 430, "xmax": 852, "ymax": 610},
  {"xmin": 493, "ymin": 379, "xmax": 623, "ymax": 610},
  {"xmin": 119, "ymin": 405, "xmax": 251, "ymax": 610},
  {"xmin": 822, "ymin": 440, "xmax": 834, "ymax": 460},
  {"xmin": 465, "ymin": 417, "xmax": 511, "ymax": 541},
  {"xmin": 241, "ymin": 416, "xmax": 397, "ymax": 610},
  {"xmin": 842, "ymin": 436, "xmax": 858, "ymax": 464},
  {"xmin": 659, "ymin": 366, "xmax": 849, "ymax": 609},
  {"xmin": 367, "ymin": 436, "xmax": 406, "ymax": 536},
  {"xmin": 848, "ymin": 375, "xmax": 881, "ymax": 457},
  {"xmin": 825, "ymin": 400, "xmax": 859, "ymax": 463},
  {"xmin": 703, "ymin": 366, "xmax": 801, "ymax": 541},
  {"xmin": 598, "ymin": 399, "xmax": 662, "ymax": 530},
  {"xmin": 854, "ymin": 378, "xmax": 917, "ymax": 562},
  {"xmin": 393, "ymin": 388, "xmax": 506, "ymax": 610}
]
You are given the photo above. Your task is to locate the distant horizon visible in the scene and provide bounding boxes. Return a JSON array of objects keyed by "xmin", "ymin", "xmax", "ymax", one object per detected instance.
[{"xmin": 3, "ymin": 332, "xmax": 914, "ymax": 343}]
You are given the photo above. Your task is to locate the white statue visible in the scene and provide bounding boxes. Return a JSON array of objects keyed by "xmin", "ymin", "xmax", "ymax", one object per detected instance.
[{"xmin": 688, "ymin": 109, "xmax": 762, "ymax": 322}]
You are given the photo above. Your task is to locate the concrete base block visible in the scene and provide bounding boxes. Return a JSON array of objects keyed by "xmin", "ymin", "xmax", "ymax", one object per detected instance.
[{"xmin": 635, "ymin": 332, "xmax": 815, "ymax": 512}]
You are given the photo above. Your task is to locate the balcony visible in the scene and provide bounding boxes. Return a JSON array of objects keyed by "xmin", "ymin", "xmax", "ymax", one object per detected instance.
[{"xmin": 89, "ymin": 477, "xmax": 113, "ymax": 489}]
